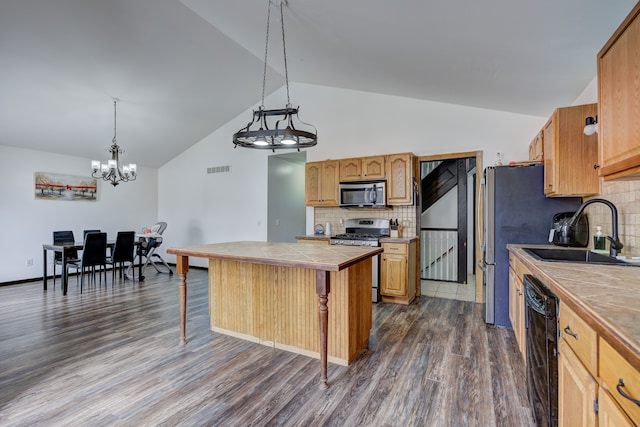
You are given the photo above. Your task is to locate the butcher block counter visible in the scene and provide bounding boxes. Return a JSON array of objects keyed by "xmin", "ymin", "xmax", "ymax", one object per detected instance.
[{"xmin": 166, "ymin": 241, "xmax": 383, "ymax": 389}]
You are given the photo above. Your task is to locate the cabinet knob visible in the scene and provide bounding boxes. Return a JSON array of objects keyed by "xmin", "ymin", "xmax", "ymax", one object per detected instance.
[{"xmin": 594, "ymin": 164, "xmax": 600, "ymax": 170}]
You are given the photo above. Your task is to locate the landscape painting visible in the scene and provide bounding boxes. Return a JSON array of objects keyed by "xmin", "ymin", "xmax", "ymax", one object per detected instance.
[{"xmin": 34, "ymin": 172, "xmax": 98, "ymax": 201}]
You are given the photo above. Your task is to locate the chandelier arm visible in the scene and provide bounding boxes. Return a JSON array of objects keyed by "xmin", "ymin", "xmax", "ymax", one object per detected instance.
[
  {"xmin": 261, "ymin": 0, "xmax": 272, "ymax": 109},
  {"xmin": 280, "ymin": 1, "xmax": 291, "ymax": 105}
]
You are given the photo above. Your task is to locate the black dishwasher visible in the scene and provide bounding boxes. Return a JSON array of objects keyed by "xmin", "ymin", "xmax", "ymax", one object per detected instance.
[{"xmin": 524, "ymin": 274, "xmax": 559, "ymax": 427}]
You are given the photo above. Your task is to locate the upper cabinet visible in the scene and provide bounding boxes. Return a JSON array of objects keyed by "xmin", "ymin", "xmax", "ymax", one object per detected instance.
[
  {"xmin": 598, "ymin": 2, "xmax": 640, "ymax": 180},
  {"xmin": 339, "ymin": 156, "xmax": 386, "ymax": 182},
  {"xmin": 386, "ymin": 153, "xmax": 415, "ymax": 205},
  {"xmin": 306, "ymin": 153, "xmax": 414, "ymax": 207},
  {"xmin": 529, "ymin": 131, "xmax": 543, "ymax": 162},
  {"xmin": 543, "ymin": 104, "xmax": 600, "ymax": 197},
  {"xmin": 305, "ymin": 160, "xmax": 339, "ymax": 207}
]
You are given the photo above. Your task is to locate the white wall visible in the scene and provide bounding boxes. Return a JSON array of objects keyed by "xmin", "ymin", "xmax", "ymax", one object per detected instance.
[
  {"xmin": 0, "ymin": 145, "xmax": 158, "ymax": 282},
  {"xmin": 158, "ymin": 82, "xmax": 548, "ymax": 266}
]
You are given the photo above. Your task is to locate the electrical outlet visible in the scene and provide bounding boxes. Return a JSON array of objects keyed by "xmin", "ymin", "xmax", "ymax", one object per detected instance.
[{"xmin": 26, "ymin": 258, "xmax": 34, "ymax": 267}]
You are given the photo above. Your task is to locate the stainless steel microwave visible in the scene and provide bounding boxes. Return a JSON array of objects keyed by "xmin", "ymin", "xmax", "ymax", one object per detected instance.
[{"xmin": 339, "ymin": 181, "xmax": 386, "ymax": 208}]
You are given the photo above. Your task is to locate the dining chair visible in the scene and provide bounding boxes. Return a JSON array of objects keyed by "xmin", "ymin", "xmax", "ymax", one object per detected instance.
[
  {"xmin": 106, "ymin": 231, "xmax": 136, "ymax": 282},
  {"xmin": 67, "ymin": 232, "xmax": 108, "ymax": 293},
  {"xmin": 52, "ymin": 230, "xmax": 80, "ymax": 289},
  {"xmin": 83, "ymin": 229, "xmax": 101, "ymax": 238}
]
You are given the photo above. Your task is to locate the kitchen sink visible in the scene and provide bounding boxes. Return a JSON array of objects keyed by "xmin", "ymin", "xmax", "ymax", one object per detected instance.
[{"xmin": 523, "ymin": 247, "xmax": 633, "ymax": 265}]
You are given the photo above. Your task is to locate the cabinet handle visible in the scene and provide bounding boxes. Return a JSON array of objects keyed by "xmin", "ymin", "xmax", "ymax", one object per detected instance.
[
  {"xmin": 563, "ymin": 326, "xmax": 578, "ymax": 339},
  {"xmin": 617, "ymin": 379, "xmax": 640, "ymax": 407},
  {"xmin": 594, "ymin": 164, "xmax": 600, "ymax": 170}
]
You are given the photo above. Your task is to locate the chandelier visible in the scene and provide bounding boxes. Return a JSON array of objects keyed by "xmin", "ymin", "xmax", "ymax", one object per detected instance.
[
  {"xmin": 91, "ymin": 99, "xmax": 137, "ymax": 186},
  {"xmin": 233, "ymin": 0, "xmax": 317, "ymax": 151}
]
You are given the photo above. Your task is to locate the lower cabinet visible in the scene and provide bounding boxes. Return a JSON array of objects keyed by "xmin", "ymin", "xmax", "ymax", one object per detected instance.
[
  {"xmin": 557, "ymin": 303, "xmax": 640, "ymax": 426},
  {"xmin": 380, "ymin": 241, "xmax": 416, "ymax": 305},
  {"xmin": 508, "ymin": 252, "xmax": 527, "ymax": 360},
  {"xmin": 558, "ymin": 339, "xmax": 598, "ymax": 426},
  {"xmin": 598, "ymin": 387, "xmax": 634, "ymax": 427}
]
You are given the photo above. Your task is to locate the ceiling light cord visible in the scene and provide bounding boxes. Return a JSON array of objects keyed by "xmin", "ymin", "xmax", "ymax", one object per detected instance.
[
  {"xmin": 260, "ymin": 0, "xmax": 272, "ymax": 110},
  {"xmin": 280, "ymin": 1, "xmax": 291, "ymax": 107}
]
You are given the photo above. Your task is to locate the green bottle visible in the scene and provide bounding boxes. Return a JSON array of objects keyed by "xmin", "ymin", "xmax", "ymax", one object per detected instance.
[{"xmin": 593, "ymin": 226, "xmax": 606, "ymax": 250}]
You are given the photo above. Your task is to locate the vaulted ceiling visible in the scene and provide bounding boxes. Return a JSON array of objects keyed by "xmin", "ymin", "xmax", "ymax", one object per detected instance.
[{"xmin": 0, "ymin": 0, "xmax": 636, "ymax": 168}]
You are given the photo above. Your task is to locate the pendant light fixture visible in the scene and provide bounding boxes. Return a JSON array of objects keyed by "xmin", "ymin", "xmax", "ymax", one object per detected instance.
[
  {"xmin": 91, "ymin": 99, "xmax": 137, "ymax": 186},
  {"xmin": 233, "ymin": 0, "xmax": 317, "ymax": 151}
]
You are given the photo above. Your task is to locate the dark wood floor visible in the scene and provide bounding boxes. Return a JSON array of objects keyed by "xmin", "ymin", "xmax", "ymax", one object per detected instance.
[{"xmin": 0, "ymin": 269, "xmax": 534, "ymax": 426}]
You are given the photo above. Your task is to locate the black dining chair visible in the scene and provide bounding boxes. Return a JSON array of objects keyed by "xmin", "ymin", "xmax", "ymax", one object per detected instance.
[
  {"xmin": 67, "ymin": 232, "xmax": 108, "ymax": 293},
  {"xmin": 52, "ymin": 230, "xmax": 80, "ymax": 289},
  {"xmin": 106, "ymin": 231, "xmax": 136, "ymax": 282},
  {"xmin": 83, "ymin": 229, "xmax": 101, "ymax": 238}
]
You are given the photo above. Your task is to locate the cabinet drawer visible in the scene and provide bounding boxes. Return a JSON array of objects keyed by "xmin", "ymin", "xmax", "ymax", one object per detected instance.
[
  {"xmin": 382, "ymin": 243, "xmax": 407, "ymax": 255},
  {"xmin": 600, "ymin": 338, "xmax": 640, "ymax": 424},
  {"xmin": 559, "ymin": 304, "xmax": 597, "ymax": 376}
]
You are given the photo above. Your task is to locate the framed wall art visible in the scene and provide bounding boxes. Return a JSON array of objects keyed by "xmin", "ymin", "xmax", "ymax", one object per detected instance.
[{"xmin": 34, "ymin": 172, "xmax": 98, "ymax": 201}]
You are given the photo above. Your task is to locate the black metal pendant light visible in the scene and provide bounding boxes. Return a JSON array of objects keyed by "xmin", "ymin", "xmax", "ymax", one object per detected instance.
[{"xmin": 233, "ymin": 0, "xmax": 317, "ymax": 151}]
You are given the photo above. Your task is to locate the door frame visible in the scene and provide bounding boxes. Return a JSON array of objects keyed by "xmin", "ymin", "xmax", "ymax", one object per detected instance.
[{"xmin": 415, "ymin": 150, "xmax": 484, "ymax": 303}]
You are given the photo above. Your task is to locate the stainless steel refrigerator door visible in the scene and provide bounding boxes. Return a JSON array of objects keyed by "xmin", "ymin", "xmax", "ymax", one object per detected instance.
[
  {"xmin": 485, "ymin": 167, "xmax": 496, "ymax": 265},
  {"xmin": 485, "ymin": 263, "xmax": 495, "ymax": 324}
]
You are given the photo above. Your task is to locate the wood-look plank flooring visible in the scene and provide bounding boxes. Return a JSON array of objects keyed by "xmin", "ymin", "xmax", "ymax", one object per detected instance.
[{"xmin": 0, "ymin": 269, "xmax": 534, "ymax": 426}]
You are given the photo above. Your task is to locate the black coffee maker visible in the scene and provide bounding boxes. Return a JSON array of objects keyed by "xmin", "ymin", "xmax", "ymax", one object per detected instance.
[{"xmin": 550, "ymin": 212, "xmax": 589, "ymax": 247}]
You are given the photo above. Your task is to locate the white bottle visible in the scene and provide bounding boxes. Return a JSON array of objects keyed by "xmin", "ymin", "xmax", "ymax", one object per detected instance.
[{"xmin": 325, "ymin": 222, "xmax": 331, "ymax": 236}]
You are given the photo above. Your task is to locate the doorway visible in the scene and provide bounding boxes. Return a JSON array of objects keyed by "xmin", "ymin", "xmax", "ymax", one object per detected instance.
[
  {"xmin": 267, "ymin": 151, "xmax": 307, "ymax": 242},
  {"xmin": 417, "ymin": 151, "xmax": 482, "ymax": 302}
]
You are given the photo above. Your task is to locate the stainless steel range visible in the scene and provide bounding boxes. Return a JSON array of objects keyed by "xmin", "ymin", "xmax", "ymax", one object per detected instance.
[{"xmin": 330, "ymin": 218, "xmax": 390, "ymax": 302}]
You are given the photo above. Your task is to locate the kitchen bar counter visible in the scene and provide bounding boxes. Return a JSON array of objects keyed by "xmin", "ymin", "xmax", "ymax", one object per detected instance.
[
  {"xmin": 508, "ymin": 244, "xmax": 640, "ymax": 370},
  {"xmin": 167, "ymin": 241, "xmax": 382, "ymax": 389}
]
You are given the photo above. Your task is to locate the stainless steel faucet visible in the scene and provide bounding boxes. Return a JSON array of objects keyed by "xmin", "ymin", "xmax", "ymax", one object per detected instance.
[{"xmin": 568, "ymin": 198, "xmax": 624, "ymax": 257}]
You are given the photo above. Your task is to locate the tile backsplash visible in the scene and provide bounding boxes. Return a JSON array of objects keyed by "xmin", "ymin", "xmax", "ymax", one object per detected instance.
[
  {"xmin": 586, "ymin": 180, "xmax": 640, "ymax": 255},
  {"xmin": 314, "ymin": 206, "xmax": 417, "ymax": 238},
  {"xmin": 314, "ymin": 179, "xmax": 640, "ymax": 256}
]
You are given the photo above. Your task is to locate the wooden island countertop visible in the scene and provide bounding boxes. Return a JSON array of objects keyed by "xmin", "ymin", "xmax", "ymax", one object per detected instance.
[{"xmin": 167, "ymin": 241, "xmax": 383, "ymax": 389}]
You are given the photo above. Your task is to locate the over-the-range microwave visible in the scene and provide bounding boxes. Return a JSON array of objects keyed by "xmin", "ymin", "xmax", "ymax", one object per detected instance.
[{"xmin": 338, "ymin": 180, "xmax": 386, "ymax": 208}]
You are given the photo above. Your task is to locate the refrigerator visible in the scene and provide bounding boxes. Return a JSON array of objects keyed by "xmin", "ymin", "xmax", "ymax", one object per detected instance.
[{"xmin": 481, "ymin": 164, "xmax": 582, "ymax": 327}]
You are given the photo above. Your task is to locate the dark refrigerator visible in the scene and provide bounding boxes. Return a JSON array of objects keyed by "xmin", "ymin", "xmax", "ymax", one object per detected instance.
[{"xmin": 481, "ymin": 164, "xmax": 582, "ymax": 327}]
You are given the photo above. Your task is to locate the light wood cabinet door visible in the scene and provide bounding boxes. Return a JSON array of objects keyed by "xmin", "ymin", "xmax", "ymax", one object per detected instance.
[
  {"xmin": 386, "ymin": 153, "xmax": 414, "ymax": 205},
  {"xmin": 380, "ymin": 242, "xmax": 416, "ymax": 304},
  {"xmin": 380, "ymin": 253, "xmax": 407, "ymax": 297},
  {"xmin": 529, "ymin": 132, "xmax": 543, "ymax": 161},
  {"xmin": 339, "ymin": 156, "xmax": 386, "ymax": 181},
  {"xmin": 599, "ymin": 338, "xmax": 640, "ymax": 424},
  {"xmin": 508, "ymin": 252, "xmax": 527, "ymax": 361},
  {"xmin": 339, "ymin": 158, "xmax": 362, "ymax": 181},
  {"xmin": 599, "ymin": 387, "xmax": 635, "ymax": 427},
  {"xmin": 362, "ymin": 156, "xmax": 385, "ymax": 180},
  {"xmin": 543, "ymin": 104, "xmax": 599, "ymax": 197},
  {"xmin": 305, "ymin": 160, "xmax": 339, "ymax": 206},
  {"xmin": 558, "ymin": 339, "xmax": 598, "ymax": 427},
  {"xmin": 598, "ymin": 3, "xmax": 640, "ymax": 180}
]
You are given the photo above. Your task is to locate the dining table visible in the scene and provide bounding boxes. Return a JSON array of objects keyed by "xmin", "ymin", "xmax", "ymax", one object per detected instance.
[{"xmin": 42, "ymin": 240, "xmax": 143, "ymax": 295}]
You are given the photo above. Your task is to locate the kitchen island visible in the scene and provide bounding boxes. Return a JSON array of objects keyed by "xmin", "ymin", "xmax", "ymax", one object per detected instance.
[{"xmin": 166, "ymin": 241, "xmax": 383, "ymax": 389}]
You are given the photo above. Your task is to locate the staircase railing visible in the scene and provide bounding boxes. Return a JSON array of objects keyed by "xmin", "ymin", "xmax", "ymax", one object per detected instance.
[{"xmin": 421, "ymin": 228, "xmax": 458, "ymax": 281}]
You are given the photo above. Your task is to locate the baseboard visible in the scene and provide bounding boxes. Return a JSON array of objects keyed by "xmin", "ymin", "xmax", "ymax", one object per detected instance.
[{"xmin": 0, "ymin": 262, "xmax": 210, "ymax": 287}]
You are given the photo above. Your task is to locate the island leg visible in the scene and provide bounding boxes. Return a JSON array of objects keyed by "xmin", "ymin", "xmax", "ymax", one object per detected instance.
[
  {"xmin": 315, "ymin": 270, "xmax": 331, "ymax": 389},
  {"xmin": 176, "ymin": 255, "xmax": 190, "ymax": 345}
]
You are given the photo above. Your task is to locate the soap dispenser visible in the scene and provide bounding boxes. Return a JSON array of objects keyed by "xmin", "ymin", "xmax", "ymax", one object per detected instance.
[{"xmin": 593, "ymin": 226, "xmax": 606, "ymax": 251}]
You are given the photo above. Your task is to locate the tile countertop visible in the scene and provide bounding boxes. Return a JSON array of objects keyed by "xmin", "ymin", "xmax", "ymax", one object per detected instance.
[
  {"xmin": 379, "ymin": 236, "xmax": 418, "ymax": 244},
  {"xmin": 508, "ymin": 243, "xmax": 640, "ymax": 370},
  {"xmin": 167, "ymin": 241, "xmax": 383, "ymax": 271}
]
